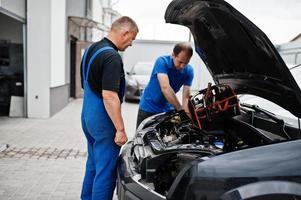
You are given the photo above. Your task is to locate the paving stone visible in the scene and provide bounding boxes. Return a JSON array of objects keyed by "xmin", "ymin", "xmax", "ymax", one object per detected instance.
[{"xmin": 0, "ymin": 99, "xmax": 138, "ymax": 199}]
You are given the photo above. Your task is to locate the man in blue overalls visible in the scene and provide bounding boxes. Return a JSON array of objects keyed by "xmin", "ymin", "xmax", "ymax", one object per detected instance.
[
  {"xmin": 80, "ymin": 16, "xmax": 138, "ymax": 200},
  {"xmin": 136, "ymin": 42, "xmax": 194, "ymax": 128}
]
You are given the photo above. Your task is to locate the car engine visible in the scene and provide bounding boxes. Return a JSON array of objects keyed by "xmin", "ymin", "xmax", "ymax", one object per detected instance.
[{"xmin": 129, "ymin": 84, "xmax": 294, "ymax": 196}]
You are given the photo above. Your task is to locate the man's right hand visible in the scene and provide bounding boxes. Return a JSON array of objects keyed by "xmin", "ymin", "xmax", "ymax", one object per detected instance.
[{"xmin": 114, "ymin": 130, "xmax": 128, "ymax": 146}]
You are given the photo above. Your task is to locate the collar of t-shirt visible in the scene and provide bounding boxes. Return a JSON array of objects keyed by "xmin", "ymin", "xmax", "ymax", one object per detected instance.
[{"xmin": 103, "ymin": 37, "xmax": 118, "ymax": 51}]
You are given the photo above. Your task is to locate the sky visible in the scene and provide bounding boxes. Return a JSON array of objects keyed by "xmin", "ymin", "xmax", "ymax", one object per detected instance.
[{"xmin": 112, "ymin": 0, "xmax": 301, "ymax": 45}]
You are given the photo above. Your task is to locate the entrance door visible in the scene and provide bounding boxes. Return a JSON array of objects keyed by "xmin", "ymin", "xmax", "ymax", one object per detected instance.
[
  {"xmin": 0, "ymin": 12, "xmax": 25, "ymax": 116},
  {"xmin": 70, "ymin": 37, "xmax": 77, "ymax": 98}
]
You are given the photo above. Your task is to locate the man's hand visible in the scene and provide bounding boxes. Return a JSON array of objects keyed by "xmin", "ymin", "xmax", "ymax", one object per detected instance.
[
  {"xmin": 178, "ymin": 109, "xmax": 191, "ymax": 120},
  {"xmin": 114, "ymin": 130, "xmax": 128, "ymax": 146},
  {"xmin": 182, "ymin": 85, "xmax": 191, "ymax": 114}
]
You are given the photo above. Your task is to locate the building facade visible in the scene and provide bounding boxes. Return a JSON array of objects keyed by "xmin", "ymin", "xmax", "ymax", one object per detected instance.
[
  {"xmin": 0, "ymin": 0, "xmax": 120, "ymax": 118},
  {"xmin": 277, "ymin": 35, "xmax": 301, "ymax": 67}
]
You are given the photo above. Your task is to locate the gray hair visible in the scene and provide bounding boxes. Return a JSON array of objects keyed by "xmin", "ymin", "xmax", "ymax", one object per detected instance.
[{"xmin": 111, "ymin": 16, "xmax": 139, "ymax": 33}]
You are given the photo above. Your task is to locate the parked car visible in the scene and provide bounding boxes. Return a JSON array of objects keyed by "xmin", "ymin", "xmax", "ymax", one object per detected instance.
[
  {"xmin": 125, "ymin": 62, "xmax": 153, "ymax": 101},
  {"xmin": 117, "ymin": 0, "xmax": 301, "ymax": 200}
]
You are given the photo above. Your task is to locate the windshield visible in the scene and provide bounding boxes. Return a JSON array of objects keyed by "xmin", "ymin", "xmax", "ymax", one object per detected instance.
[
  {"xmin": 239, "ymin": 63, "xmax": 301, "ymax": 126},
  {"xmin": 131, "ymin": 62, "xmax": 153, "ymax": 75},
  {"xmin": 239, "ymin": 94, "xmax": 299, "ymax": 127}
]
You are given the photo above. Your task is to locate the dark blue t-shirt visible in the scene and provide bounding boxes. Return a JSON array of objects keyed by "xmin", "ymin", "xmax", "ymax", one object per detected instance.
[{"xmin": 139, "ymin": 55, "xmax": 194, "ymax": 113}]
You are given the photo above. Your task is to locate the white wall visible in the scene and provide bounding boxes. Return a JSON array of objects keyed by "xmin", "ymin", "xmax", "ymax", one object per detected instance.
[
  {"xmin": 92, "ymin": 0, "xmax": 103, "ymax": 23},
  {"xmin": 122, "ymin": 39, "xmax": 213, "ymax": 91},
  {"xmin": 50, "ymin": 0, "xmax": 66, "ymax": 87},
  {"xmin": 278, "ymin": 41, "xmax": 301, "ymax": 65},
  {"xmin": 0, "ymin": 0, "xmax": 25, "ymax": 19},
  {"xmin": 27, "ymin": 0, "xmax": 51, "ymax": 118},
  {"xmin": 91, "ymin": 0, "xmax": 105, "ymax": 42},
  {"xmin": 27, "ymin": 0, "xmax": 68, "ymax": 118},
  {"xmin": 66, "ymin": 0, "xmax": 86, "ymax": 85},
  {"xmin": 66, "ymin": 0, "xmax": 85, "ymax": 18}
]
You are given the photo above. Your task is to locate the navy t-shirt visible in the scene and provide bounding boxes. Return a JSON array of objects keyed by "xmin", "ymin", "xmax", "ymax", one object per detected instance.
[{"xmin": 139, "ymin": 55, "xmax": 194, "ymax": 113}]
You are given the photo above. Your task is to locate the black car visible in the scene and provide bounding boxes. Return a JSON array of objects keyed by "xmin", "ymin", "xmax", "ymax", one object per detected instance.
[{"xmin": 117, "ymin": 0, "xmax": 301, "ymax": 199}]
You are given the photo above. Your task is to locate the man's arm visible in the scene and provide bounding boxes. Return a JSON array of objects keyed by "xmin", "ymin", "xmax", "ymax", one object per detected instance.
[
  {"xmin": 182, "ymin": 85, "xmax": 191, "ymax": 113},
  {"xmin": 102, "ymin": 90, "xmax": 127, "ymax": 146},
  {"xmin": 157, "ymin": 73, "xmax": 182, "ymax": 111}
]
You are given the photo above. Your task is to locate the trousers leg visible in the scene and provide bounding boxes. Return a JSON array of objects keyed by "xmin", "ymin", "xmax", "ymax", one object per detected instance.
[
  {"xmin": 91, "ymin": 136, "xmax": 120, "ymax": 200},
  {"xmin": 81, "ymin": 119, "xmax": 96, "ymax": 200}
]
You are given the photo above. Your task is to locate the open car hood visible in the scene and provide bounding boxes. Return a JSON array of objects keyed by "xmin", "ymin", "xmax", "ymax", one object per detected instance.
[{"xmin": 165, "ymin": 0, "xmax": 301, "ymax": 117}]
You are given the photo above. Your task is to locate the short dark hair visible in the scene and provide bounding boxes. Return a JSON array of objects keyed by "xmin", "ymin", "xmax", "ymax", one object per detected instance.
[
  {"xmin": 173, "ymin": 42, "xmax": 193, "ymax": 57},
  {"xmin": 111, "ymin": 16, "xmax": 139, "ymax": 33}
]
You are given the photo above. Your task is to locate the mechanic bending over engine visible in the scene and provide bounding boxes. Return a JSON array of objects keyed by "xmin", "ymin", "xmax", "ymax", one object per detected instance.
[
  {"xmin": 136, "ymin": 42, "xmax": 194, "ymax": 128},
  {"xmin": 80, "ymin": 16, "xmax": 138, "ymax": 200}
]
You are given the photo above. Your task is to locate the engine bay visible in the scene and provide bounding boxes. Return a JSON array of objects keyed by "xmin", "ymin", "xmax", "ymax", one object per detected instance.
[
  {"xmin": 151, "ymin": 111, "xmax": 241, "ymax": 152},
  {"xmin": 129, "ymin": 84, "xmax": 299, "ymax": 197}
]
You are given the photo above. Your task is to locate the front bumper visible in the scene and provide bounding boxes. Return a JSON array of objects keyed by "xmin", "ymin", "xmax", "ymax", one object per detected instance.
[{"xmin": 116, "ymin": 142, "xmax": 165, "ymax": 200}]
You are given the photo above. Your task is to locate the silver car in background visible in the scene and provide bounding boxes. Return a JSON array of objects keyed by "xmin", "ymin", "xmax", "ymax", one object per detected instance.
[{"xmin": 125, "ymin": 62, "xmax": 153, "ymax": 101}]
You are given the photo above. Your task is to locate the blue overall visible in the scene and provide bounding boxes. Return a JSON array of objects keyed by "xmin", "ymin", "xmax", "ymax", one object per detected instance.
[{"xmin": 81, "ymin": 46, "xmax": 121, "ymax": 200}]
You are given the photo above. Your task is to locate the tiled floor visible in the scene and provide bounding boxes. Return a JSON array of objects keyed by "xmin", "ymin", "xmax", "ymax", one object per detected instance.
[{"xmin": 0, "ymin": 99, "xmax": 139, "ymax": 200}]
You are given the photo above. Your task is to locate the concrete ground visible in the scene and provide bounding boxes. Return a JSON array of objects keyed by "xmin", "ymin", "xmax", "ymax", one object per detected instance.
[{"xmin": 0, "ymin": 99, "xmax": 139, "ymax": 200}]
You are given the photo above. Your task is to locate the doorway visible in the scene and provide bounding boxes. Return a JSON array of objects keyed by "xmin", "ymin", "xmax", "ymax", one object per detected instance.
[
  {"xmin": 70, "ymin": 36, "xmax": 77, "ymax": 98},
  {"xmin": 0, "ymin": 12, "xmax": 25, "ymax": 116}
]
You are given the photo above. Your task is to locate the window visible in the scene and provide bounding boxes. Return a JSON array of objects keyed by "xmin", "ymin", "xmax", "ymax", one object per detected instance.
[{"xmin": 0, "ymin": 44, "xmax": 10, "ymax": 66}]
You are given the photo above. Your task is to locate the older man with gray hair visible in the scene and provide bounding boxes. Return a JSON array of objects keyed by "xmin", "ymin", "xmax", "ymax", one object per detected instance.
[{"xmin": 80, "ymin": 16, "xmax": 138, "ymax": 200}]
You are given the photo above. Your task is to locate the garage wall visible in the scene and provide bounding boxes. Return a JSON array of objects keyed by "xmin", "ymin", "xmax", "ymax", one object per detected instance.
[
  {"xmin": 50, "ymin": 0, "xmax": 66, "ymax": 87},
  {"xmin": 122, "ymin": 39, "xmax": 213, "ymax": 91},
  {"xmin": 27, "ymin": 0, "xmax": 70, "ymax": 118},
  {"xmin": 27, "ymin": 0, "xmax": 51, "ymax": 118}
]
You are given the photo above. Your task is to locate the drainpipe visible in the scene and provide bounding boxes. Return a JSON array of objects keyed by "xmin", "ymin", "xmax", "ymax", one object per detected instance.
[
  {"xmin": 85, "ymin": 0, "xmax": 88, "ymax": 41},
  {"xmin": 23, "ymin": 0, "xmax": 28, "ymax": 117},
  {"xmin": 85, "ymin": 0, "xmax": 88, "ymax": 18}
]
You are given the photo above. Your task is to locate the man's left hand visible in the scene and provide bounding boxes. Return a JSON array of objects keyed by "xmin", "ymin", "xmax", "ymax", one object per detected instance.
[{"xmin": 114, "ymin": 130, "xmax": 128, "ymax": 146}]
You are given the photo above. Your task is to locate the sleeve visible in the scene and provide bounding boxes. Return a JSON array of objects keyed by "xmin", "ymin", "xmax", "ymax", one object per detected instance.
[
  {"xmin": 153, "ymin": 56, "xmax": 168, "ymax": 75},
  {"xmin": 184, "ymin": 65, "xmax": 194, "ymax": 86},
  {"xmin": 102, "ymin": 52, "xmax": 123, "ymax": 92}
]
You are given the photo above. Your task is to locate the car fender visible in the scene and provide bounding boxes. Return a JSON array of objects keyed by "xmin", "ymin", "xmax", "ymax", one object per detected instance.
[{"xmin": 220, "ymin": 180, "xmax": 301, "ymax": 200}]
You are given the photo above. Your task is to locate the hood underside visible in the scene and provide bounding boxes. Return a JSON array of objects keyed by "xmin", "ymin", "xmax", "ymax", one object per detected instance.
[{"xmin": 165, "ymin": 0, "xmax": 301, "ymax": 117}]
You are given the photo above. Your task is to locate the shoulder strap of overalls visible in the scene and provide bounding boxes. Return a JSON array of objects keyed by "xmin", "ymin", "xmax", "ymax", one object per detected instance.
[
  {"xmin": 82, "ymin": 46, "xmax": 114, "ymax": 82},
  {"xmin": 81, "ymin": 45, "xmax": 91, "ymax": 81}
]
